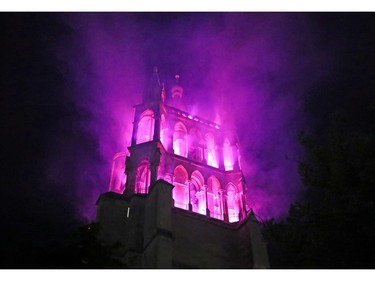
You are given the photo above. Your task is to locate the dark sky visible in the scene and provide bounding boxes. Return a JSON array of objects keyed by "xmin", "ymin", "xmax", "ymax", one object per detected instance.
[{"xmin": 0, "ymin": 12, "xmax": 374, "ymax": 267}]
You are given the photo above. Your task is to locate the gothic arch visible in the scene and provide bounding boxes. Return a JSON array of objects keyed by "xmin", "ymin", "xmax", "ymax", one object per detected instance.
[
  {"xmin": 109, "ymin": 152, "xmax": 127, "ymax": 194},
  {"xmin": 136, "ymin": 109, "xmax": 155, "ymax": 144},
  {"xmin": 173, "ymin": 165, "xmax": 189, "ymax": 210},
  {"xmin": 226, "ymin": 182, "xmax": 240, "ymax": 222},
  {"xmin": 191, "ymin": 170, "xmax": 205, "ymax": 214},
  {"xmin": 207, "ymin": 176, "xmax": 221, "ymax": 194},
  {"xmin": 191, "ymin": 170, "xmax": 204, "ymax": 191},
  {"xmin": 173, "ymin": 122, "xmax": 188, "ymax": 157},
  {"xmin": 135, "ymin": 160, "xmax": 151, "ymax": 194},
  {"xmin": 207, "ymin": 176, "xmax": 223, "ymax": 220},
  {"xmin": 174, "ymin": 165, "xmax": 188, "ymax": 184},
  {"xmin": 188, "ymin": 127, "xmax": 203, "ymax": 162}
]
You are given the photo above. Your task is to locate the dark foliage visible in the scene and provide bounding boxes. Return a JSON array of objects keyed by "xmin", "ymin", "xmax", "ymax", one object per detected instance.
[
  {"xmin": 35, "ymin": 223, "xmax": 126, "ymax": 269},
  {"xmin": 263, "ymin": 49, "xmax": 375, "ymax": 268}
]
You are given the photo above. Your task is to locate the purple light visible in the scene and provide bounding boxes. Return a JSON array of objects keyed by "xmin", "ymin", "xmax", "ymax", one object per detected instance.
[{"xmin": 54, "ymin": 13, "xmax": 331, "ymax": 222}]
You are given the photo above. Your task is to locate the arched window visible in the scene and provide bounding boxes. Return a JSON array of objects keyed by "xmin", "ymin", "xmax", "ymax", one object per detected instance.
[
  {"xmin": 135, "ymin": 160, "xmax": 151, "ymax": 194},
  {"xmin": 226, "ymin": 183, "xmax": 240, "ymax": 222},
  {"xmin": 205, "ymin": 133, "xmax": 218, "ymax": 168},
  {"xmin": 109, "ymin": 152, "xmax": 127, "ymax": 194},
  {"xmin": 207, "ymin": 176, "xmax": 223, "ymax": 220},
  {"xmin": 223, "ymin": 138, "xmax": 234, "ymax": 171},
  {"xmin": 173, "ymin": 165, "xmax": 189, "ymax": 210},
  {"xmin": 160, "ymin": 114, "xmax": 169, "ymax": 149},
  {"xmin": 188, "ymin": 128, "xmax": 203, "ymax": 162},
  {"xmin": 191, "ymin": 170, "xmax": 205, "ymax": 214},
  {"xmin": 173, "ymin": 122, "xmax": 188, "ymax": 157},
  {"xmin": 136, "ymin": 109, "xmax": 155, "ymax": 144}
]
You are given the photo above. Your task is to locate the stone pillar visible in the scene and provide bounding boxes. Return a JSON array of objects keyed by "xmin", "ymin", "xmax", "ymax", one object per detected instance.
[
  {"xmin": 223, "ymin": 194, "xmax": 229, "ymax": 223},
  {"xmin": 153, "ymin": 106, "xmax": 161, "ymax": 141},
  {"xmin": 124, "ymin": 156, "xmax": 135, "ymax": 196},
  {"xmin": 143, "ymin": 180, "xmax": 174, "ymax": 268},
  {"xmin": 149, "ymin": 143, "xmax": 161, "ymax": 188},
  {"xmin": 131, "ymin": 110, "xmax": 140, "ymax": 146},
  {"xmin": 218, "ymin": 190, "xmax": 224, "ymax": 221},
  {"xmin": 203, "ymin": 184, "xmax": 210, "ymax": 217},
  {"xmin": 187, "ymin": 180, "xmax": 193, "ymax": 211},
  {"xmin": 150, "ymin": 163, "xmax": 158, "ymax": 187},
  {"xmin": 246, "ymin": 210, "xmax": 270, "ymax": 269},
  {"xmin": 241, "ymin": 192, "xmax": 248, "ymax": 218}
]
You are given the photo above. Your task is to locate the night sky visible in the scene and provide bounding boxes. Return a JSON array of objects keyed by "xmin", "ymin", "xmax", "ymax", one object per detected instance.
[{"xmin": 0, "ymin": 12, "xmax": 374, "ymax": 268}]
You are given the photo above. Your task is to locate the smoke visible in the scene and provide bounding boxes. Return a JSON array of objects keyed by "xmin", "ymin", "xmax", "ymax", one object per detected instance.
[
  {"xmin": 153, "ymin": 13, "xmax": 332, "ymax": 219},
  {"xmin": 47, "ymin": 13, "xmax": 145, "ymax": 221},
  {"xmin": 49, "ymin": 13, "xmax": 332, "ymax": 222},
  {"xmin": 190, "ymin": 13, "xmax": 333, "ymax": 219}
]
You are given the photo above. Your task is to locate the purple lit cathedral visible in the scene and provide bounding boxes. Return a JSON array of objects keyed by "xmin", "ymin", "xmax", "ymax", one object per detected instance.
[{"xmin": 96, "ymin": 67, "xmax": 270, "ymax": 268}]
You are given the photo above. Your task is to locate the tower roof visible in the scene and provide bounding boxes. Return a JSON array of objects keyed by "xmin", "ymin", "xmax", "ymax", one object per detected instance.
[
  {"xmin": 169, "ymin": 74, "xmax": 186, "ymax": 110},
  {"xmin": 171, "ymin": 74, "xmax": 183, "ymax": 99}
]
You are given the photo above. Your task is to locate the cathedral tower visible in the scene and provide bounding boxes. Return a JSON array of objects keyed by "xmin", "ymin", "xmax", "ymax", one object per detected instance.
[{"xmin": 96, "ymin": 68, "xmax": 269, "ymax": 268}]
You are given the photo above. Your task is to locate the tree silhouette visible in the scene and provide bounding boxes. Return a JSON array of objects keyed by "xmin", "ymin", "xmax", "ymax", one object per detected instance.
[{"xmin": 263, "ymin": 80, "xmax": 375, "ymax": 268}]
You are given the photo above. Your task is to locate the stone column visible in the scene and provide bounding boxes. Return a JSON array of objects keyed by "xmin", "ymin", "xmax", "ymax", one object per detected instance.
[
  {"xmin": 131, "ymin": 110, "xmax": 140, "ymax": 146},
  {"xmin": 203, "ymin": 184, "xmax": 210, "ymax": 217},
  {"xmin": 222, "ymin": 194, "xmax": 229, "ymax": 223},
  {"xmin": 218, "ymin": 190, "xmax": 224, "ymax": 221},
  {"xmin": 187, "ymin": 179, "xmax": 192, "ymax": 211},
  {"xmin": 246, "ymin": 210, "xmax": 270, "ymax": 269},
  {"xmin": 143, "ymin": 179, "xmax": 174, "ymax": 268},
  {"xmin": 153, "ymin": 106, "xmax": 160, "ymax": 141}
]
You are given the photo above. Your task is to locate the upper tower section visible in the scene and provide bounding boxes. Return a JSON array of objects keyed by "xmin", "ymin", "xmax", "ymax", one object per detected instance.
[{"xmin": 109, "ymin": 67, "xmax": 248, "ymax": 223}]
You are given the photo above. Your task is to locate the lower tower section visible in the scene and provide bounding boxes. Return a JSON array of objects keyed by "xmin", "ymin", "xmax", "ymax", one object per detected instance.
[{"xmin": 96, "ymin": 179, "xmax": 269, "ymax": 269}]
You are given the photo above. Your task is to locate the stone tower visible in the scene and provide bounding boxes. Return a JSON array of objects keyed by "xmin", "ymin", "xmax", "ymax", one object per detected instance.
[{"xmin": 96, "ymin": 67, "xmax": 270, "ymax": 268}]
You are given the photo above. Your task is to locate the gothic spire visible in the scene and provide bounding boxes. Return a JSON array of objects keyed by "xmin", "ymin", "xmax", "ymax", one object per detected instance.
[{"xmin": 142, "ymin": 66, "xmax": 163, "ymax": 104}]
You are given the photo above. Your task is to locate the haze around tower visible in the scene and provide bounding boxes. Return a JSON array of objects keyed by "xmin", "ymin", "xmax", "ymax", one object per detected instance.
[{"xmin": 49, "ymin": 13, "xmax": 333, "ymax": 221}]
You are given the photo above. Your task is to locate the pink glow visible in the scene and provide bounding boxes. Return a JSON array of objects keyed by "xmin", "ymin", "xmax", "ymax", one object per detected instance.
[
  {"xmin": 170, "ymin": 166, "xmax": 244, "ymax": 222},
  {"xmin": 172, "ymin": 166, "xmax": 189, "ymax": 209},
  {"xmin": 195, "ymin": 188, "xmax": 207, "ymax": 215},
  {"xmin": 226, "ymin": 184, "xmax": 240, "ymax": 223},
  {"xmin": 207, "ymin": 176, "xmax": 223, "ymax": 220},
  {"xmin": 173, "ymin": 122, "xmax": 188, "ymax": 157},
  {"xmin": 223, "ymin": 138, "xmax": 234, "ymax": 171},
  {"xmin": 190, "ymin": 170, "xmax": 204, "ymax": 214},
  {"xmin": 173, "ymin": 183, "xmax": 189, "ymax": 210},
  {"xmin": 135, "ymin": 161, "xmax": 151, "ymax": 194},
  {"xmin": 160, "ymin": 114, "xmax": 170, "ymax": 150},
  {"xmin": 108, "ymin": 152, "xmax": 127, "ymax": 194},
  {"xmin": 188, "ymin": 128, "xmax": 204, "ymax": 162},
  {"xmin": 205, "ymin": 133, "xmax": 218, "ymax": 168},
  {"xmin": 54, "ymin": 14, "xmax": 147, "ymax": 221},
  {"xmin": 136, "ymin": 110, "xmax": 155, "ymax": 144},
  {"xmin": 55, "ymin": 14, "xmax": 332, "ymax": 223}
]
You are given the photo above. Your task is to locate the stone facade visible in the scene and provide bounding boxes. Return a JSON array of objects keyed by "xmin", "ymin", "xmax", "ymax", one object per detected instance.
[
  {"xmin": 96, "ymin": 179, "xmax": 269, "ymax": 268},
  {"xmin": 96, "ymin": 68, "xmax": 270, "ymax": 268}
]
